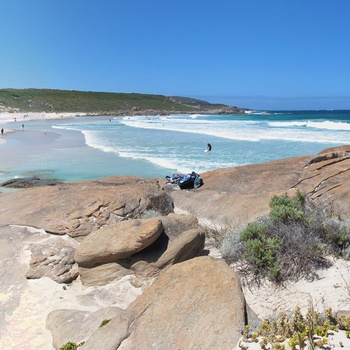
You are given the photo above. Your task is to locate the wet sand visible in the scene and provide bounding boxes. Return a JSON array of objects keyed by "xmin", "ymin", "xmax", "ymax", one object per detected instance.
[
  {"xmin": 0, "ymin": 112, "xmax": 165, "ymax": 183},
  {"xmin": 0, "ymin": 117, "xmax": 90, "ymax": 183}
]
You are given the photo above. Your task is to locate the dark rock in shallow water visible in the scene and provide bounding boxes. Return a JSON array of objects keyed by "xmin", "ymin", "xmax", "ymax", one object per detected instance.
[{"xmin": 1, "ymin": 177, "xmax": 64, "ymax": 188}]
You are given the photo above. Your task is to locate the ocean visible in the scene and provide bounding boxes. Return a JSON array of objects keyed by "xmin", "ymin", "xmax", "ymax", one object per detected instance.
[{"xmin": 1, "ymin": 110, "xmax": 350, "ymax": 183}]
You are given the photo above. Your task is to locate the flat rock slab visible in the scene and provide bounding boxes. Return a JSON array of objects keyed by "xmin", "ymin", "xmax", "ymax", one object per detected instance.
[
  {"xmin": 47, "ymin": 306, "xmax": 125, "ymax": 349},
  {"xmin": 0, "ymin": 176, "xmax": 173, "ymax": 237}
]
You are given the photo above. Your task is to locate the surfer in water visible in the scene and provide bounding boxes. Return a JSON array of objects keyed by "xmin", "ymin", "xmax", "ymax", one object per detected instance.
[{"xmin": 205, "ymin": 143, "xmax": 212, "ymax": 152}]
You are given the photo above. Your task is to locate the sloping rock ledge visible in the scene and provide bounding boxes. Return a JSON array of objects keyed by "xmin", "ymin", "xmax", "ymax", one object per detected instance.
[{"xmin": 1, "ymin": 146, "xmax": 350, "ymax": 349}]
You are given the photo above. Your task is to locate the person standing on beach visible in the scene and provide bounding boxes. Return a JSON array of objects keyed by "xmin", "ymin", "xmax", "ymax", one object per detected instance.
[{"xmin": 1, "ymin": 128, "xmax": 3, "ymax": 135}]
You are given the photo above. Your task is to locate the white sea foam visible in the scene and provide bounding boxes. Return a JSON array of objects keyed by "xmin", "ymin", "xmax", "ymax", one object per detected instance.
[
  {"xmin": 80, "ymin": 126, "xmax": 235, "ymax": 174},
  {"xmin": 82, "ymin": 130, "xmax": 118, "ymax": 154},
  {"xmin": 40, "ymin": 112, "xmax": 350, "ymax": 181},
  {"xmin": 52, "ymin": 124, "xmax": 79, "ymax": 131},
  {"xmin": 269, "ymin": 120, "xmax": 350, "ymax": 131},
  {"xmin": 55, "ymin": 115, "xmax": 350, "ymax": 147},
  {"xmin": 119, "ymin": 116, "xmax": 348, "ymax": 144},
  {"xmin": 245, "ymin": 110, "xmax": 273, "ymax": 115},
  {"xmin": 119, "ymin": 117, "xmax": 261, "ymax": 141}
]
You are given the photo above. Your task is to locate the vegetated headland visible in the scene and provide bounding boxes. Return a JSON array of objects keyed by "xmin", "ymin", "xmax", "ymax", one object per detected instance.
[{"xmin": 0, "ymin": 88, "xmax": 248, "ymax": 116}]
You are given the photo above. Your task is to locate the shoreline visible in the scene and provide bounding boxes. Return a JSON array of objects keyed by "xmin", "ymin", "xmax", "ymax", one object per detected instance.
[
  {"xmin": 0, "ymin": 114, "xmax": 170, "ymax": 184},
  {"xmin": 0, "ymin": 112, "xmax": 90, "ymax": 143},
  {"xmin": 1, "ymin": 110, "xmax": 348, "ymax": 185},
  {"xmin": 0, "ymin": 111, "xmax": 90, "ymax": 124}
]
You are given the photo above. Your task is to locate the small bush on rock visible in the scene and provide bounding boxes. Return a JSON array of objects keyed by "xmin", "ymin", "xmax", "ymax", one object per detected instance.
[
  {"xmin": 59, "ymin": 341, "xmax": 84, "ymax": 350},
  {"xmin": 100, "ymin": 319, "xmax": 111, "ymax": 327},
  {"xmin": 221, "ymin": 191, "xmax": 350, "ymax": 285}
]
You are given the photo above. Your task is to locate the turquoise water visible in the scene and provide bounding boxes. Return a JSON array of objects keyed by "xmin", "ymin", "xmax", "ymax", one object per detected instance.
[{"xmin": 1, "ymin": 110, "xmax": 350, "ymax": 183}]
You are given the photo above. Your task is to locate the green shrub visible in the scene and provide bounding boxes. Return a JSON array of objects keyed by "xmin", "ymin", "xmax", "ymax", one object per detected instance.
[
  {"xmin": 240, "ymin": 221, "xmax": 268, "ymax": 241},
  {"xmin": 321, "ymin": 217, "xmax": 350, "ymax": 257},
  {"xmin": 269, "ymin": 192, "xmax": 306, "ymax": 223},
  {"xmin": 240, "ymin": 222, "xmax": 282, "ymax": 282},
  {"xmin": 221, "ymin": 192, "xmax": 350, "ymax": 285}
]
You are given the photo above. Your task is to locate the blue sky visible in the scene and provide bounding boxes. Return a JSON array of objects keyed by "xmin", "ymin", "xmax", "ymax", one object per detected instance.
[{"xmin": 1, "ymin": 1, "xmax": 350, "ymax": 110}]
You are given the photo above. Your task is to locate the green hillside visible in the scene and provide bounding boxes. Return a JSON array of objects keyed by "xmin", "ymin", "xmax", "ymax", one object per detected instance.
[{"xmin": 0, "ymin": 88, "xmax": 245, "ymax": 115}]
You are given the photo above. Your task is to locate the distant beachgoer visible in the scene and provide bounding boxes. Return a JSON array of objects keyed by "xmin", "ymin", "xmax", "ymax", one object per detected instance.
[
  {"xmin": 1, "ymin": 128, "xmax": 3, "ymax": 135},
  {"xmin": 205, "ymin": 143, "xmax": 212, "ymax": 152},
  {"xmin": 22, "ymin": 124, "xmax": 24, "ymax": 129}
]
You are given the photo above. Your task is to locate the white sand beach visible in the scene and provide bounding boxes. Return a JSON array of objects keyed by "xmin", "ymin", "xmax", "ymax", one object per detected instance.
[
  {"xmin": 0, "ymin": 112, "xmax": 107, "ymax": 183},
  {"xmin": 0, "ymin": 112, "xmax": 88, "ymax": 124},
  {"xmin": 0, "ymin": 112, "xmax": 88, "ymax": 145}
]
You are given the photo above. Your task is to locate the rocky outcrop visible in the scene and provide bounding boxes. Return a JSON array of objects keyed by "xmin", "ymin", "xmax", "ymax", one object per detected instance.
[
  {"xmin": 26, "ymin": 240, "xmax": 79, "ymax": 283},
  {"xmin": 75, "ymin": 214, "xmax": 205, "ymax": 286},
  {"xmin": 126, "ymin": 214, "xmax": 205, "ymax": 277},
  {"xmin": 165, "ymin": 155, "xmax": 308, "ymax": 228},
  {"xmin": 75, "ymin": 219, "xmax": 164, "ymax": 268},
  {"xmin": 0, "ymin": 176, "xmax": 173, "ymax": 237},
  {"xmin": 47, "ymin": 307, "xmax": 125, "ymax": 350},
  {"xmin": 2, "ymin": 146, "xmax": 350, "ymax": 349},
  {"xmin": 166, "ymin": 146, "xmax": 350, "ymax": 229},
  {"xmin": 48, "ymin": 257, "xmax": 246, "ymax": 350},
  {"xmin": 1, "ymin": 176, "xmax": 63, "ymax": 188},
  {"xmin": 17, "ymin": 213, "xmax": 205, "ymax": 287},
  {"xmin": 293, "ymin": 146, "xmax": 350, "ymax": 215},
  {"xmin": 120, "ymin": 257, "xmax": 246, "ymax": 350},
  {"xmin": 2, "ymin": 146, "xmax": 350, "ymax": 238}
]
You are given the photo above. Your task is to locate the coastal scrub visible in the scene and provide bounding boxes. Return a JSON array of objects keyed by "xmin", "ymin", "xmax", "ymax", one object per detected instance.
[
  {"xmin": 241, "ymin": 305, "xmax": 350, "ymax": 350},
  {"xmin": 221, "ymin": 192, "xmax": 350, "ymax": 285}
]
